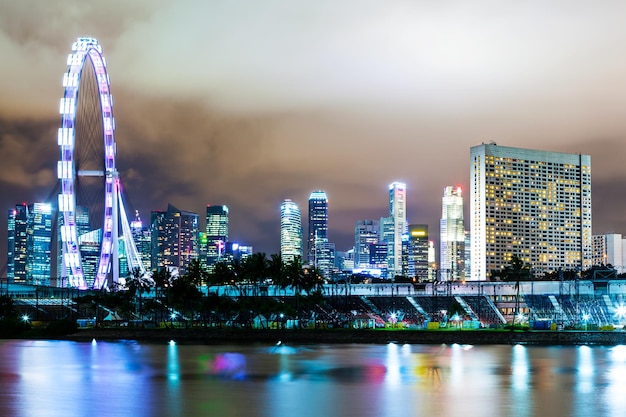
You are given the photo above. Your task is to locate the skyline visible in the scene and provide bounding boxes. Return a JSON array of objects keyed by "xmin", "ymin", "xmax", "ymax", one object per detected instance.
[{"xmin": 2, "ymin": 2, "xmax": 626, "ymax": 260}]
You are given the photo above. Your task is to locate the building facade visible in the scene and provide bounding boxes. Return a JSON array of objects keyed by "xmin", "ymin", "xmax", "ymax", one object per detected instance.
[
  {"xmin": 205, "ymin": 205, "xmax": 229, "ymax": 269},
  {"xmin": 440, "ymin": 186, "xmax": 465, "ymax": 281},
  {"xmin": 407, "ymin": 224, "xmax": 429, "ymax": 281},
  {"xmin": 388, "ymin": 182, "xmax": 407, "ymax": 278},
  {"xmin": 7, "ymin": 203, "xmax": 52, "ymax": 285},
  {"xmin": 280, "ymin": 199, "xmax": 303, "ymax": 262},
  {"xmin": 592, "ymin": 233, "xmax": 625, "ymax": 274},
  {"xmin": 470, "ymin": 144, "xmax": 592, "ymax": 280},
  {"xmin": 307, "ymin": 191, "xmax": 328, "ymax": 264},
  {"xmin": 354, "ymin": 220, "xmax": 380, "ymax": 269},
  {"xmin": 151, "ymin": 204, "xmax": 199, "ymax": 275}
]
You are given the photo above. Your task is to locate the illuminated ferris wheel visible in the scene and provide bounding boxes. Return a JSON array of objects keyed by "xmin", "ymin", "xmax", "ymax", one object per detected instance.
[{"xmin": 57, "ymin": 37, "xmax": 145, "ymax": 290}]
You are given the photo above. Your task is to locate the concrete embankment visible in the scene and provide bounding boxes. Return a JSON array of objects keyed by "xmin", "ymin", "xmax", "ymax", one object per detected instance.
[{"xmin": 58, "ymin": 328, "xmax": 626, "ymax": 346}]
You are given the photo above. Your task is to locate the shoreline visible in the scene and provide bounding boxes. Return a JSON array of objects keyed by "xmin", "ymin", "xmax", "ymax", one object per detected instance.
[{"xmin": 36, "ymin": 328, "xmax": 626, "ymax": 346}]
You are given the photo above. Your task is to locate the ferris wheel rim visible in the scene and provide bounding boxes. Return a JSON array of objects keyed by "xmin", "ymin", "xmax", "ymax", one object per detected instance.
[{"xmin": 58, "ymin": 37, "xmax": 116, "ymax": 290}]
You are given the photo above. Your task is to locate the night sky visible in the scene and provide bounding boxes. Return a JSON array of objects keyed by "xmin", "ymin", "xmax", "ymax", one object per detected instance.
[{"xmin": 2, "ymin": 1, "xmax": 626, "ymax": 262}]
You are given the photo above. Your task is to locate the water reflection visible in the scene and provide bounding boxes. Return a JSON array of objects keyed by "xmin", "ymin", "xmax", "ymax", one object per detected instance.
[{"xmin": 2, "ymin": 340, "xmax": 626, "ymax": 416}]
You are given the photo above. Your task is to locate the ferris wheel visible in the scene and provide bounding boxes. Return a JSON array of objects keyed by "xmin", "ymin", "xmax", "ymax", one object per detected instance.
[{"xmin": 57, "ymin": 37, "xmax": 119, "ymax": 290}]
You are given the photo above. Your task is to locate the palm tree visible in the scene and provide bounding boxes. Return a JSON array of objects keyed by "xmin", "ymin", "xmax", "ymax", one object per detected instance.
[
  {"xmin": 170, "ymin": 270, "xmax": 203, "ymax": 327},
  {"xmin": 125, "ymin": 267, "xmax": 154, "ymax": 322},
  {"xmin": 268, "ymin": 253, "xmax": 286, "ymax": 295},
  {"xmin": 246, "ymin": 252, "xmax": 268, "ymax": 296},
  {"xmin": 242, "ymin": 252, "xmax": 268, "ymax": 321},
  {"xmin": 185, "ymin": 259, "xmax": 208, "ymax": 287},
  {"xmin": 152, "ymin": 267, "xmax": 172, "ymax": 326},
  {"xmin": 494, "ymin": 255, "xmax": 531, "ymax": 328}
]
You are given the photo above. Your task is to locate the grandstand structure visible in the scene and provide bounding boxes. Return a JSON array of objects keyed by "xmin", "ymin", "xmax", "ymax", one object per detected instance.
[{"xmin": 5, "ymin": 278, "xmax": 626, "ymax": 329}]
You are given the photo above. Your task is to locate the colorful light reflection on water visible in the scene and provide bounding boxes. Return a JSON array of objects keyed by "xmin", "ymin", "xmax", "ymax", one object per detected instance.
[{"xmin": 1, "ymin": 340, "xmax": 626, "ymax": 417}]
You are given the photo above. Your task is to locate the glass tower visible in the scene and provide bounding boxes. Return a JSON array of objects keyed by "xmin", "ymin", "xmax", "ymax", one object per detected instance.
[
  {"xmin": 7, "ymin": 205, "xmax": 27, "ymax": 282},
  {"xmin": 388, "ymin": 182, "xmax": 407, "ymax": 279},
  {"xmin": 7, "ymin": 203, "xmax": 52, "ymax": 285},
  {"xmin": 407, "ymin": 224, "xmax": 429, "ymax": 281},
  {"xmin": 206, "ymin": 205, "xmax": 229, "ymax": 269},
  {"xmin": 440, "ymin": 186, "xmax": 465, "ymax": 281},
  {"xmin": 307, "ymin": 191, "xmax": 328, "ymax": 265},
  {"xmin": 354, "ymin": 220, "xmax": 379, "ymax": 269},
  {"xmin": 470, "ymin": 143, "xmax": 592, "ymax": 280},
  {"xmin": 280, "ymin": 199, "xmax": 303, "ymax": 262},
  {"xmin": 151, "ymin": 204, "xmax": 199, "ymax": 275}
]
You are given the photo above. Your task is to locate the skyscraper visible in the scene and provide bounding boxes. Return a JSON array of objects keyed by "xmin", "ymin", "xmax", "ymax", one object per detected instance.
[
  {"xmin": 7, "ymin": 204, "xmax": 28, "ymax": 283},
  {"xmin": 354, "ymin": 219, "xmax": 380, "ymax": 269},
  {"xmin": 7, "ymin": 203, "xmax": 52, "ymax": 285},
  {"xmin": 280, "ymin": 199, "xmax": 303, "ymax": 262},
  {"xmin": 27, "ymin": 203, "xmax": 53, "ymax": 285},
  {"xmin": 388, "ymin": 182, "xmax": 407, "ymax": 278},
  {"xmin": 407, "ymin": 224, "xmax": 429, "ymax": 281},
  {"xmin": 307, "ymin": 191, "xmax": 328, "ymax": 264},
  {"xmin": 205, "ymin": 205, "xmax": 229, "ymax": 268},
  {"xmin": 77, "ymin": 229, "xmax": 101, "ymax": 287},
  {"xmin": 379, "ymin": 216, "xmax": 394, "ymax": 275},
  {"xmin": 151, "ymin": 204, "xmax": 199, "ymax": 275},
  {"xmin": 470, "ymin": 143, "xmax": 592, "ymax": 280},
  {"xmin": 440, "ymin": 186, "xmax": 465, "ymax": 281}
]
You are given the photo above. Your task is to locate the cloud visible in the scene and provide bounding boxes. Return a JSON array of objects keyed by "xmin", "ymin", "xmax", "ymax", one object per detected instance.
[
  {"xmin": 0, "ymin": 0, "xmax": 153, "ymax": 53},
  {"xmin": 3, "ymin": 1, "xmax": 626, "ymax": 260},
  {"xmin": 0, "ymin": 117, "xmax": 57, "ymax": 189}
]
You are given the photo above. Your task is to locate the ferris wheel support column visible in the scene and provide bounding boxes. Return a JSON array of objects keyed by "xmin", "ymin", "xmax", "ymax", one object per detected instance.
[{"xmin": 110, "ymin": 174, "xmax": 120, "ymax": 290}]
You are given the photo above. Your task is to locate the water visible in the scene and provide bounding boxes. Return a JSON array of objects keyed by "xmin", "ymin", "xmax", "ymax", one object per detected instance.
[{"xmin": 0, "ymin": 339, "xmax": 624, "ymax": 417}]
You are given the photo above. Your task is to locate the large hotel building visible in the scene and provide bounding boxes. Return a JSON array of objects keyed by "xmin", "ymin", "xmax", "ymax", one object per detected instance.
[{"xmin": 470, "ymin": 143, "xmax": 592, "ymax": 280}]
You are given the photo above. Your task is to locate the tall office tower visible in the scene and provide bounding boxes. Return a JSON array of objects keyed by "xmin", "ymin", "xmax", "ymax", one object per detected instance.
[
  {"xmin": 131, "ymin": 211, "xmax": 151, "ymax": 271},
  {"xmin": 118, "ymin": 236, "xmax": 128, "ymax": 279},
  {"xmin": 428, "ymin": 241, "xmax": 437, "ymax": 281},
  {"xmin": 464, "ymin": 230, "xmax": 471, "ymax": 279},
  {"xmin": 407, "ymin": 224, "xmax": 429, "ymax": 281},
  {"xmin": 379, "ymin": 216, "xmax": 394, "ymax": 275},
  {"xmin": 26, "ymin": 203, "xmax": 53, "ymax": 286},
  {"xmin": 151, "ymin": 204, "xmax": 199, "ymax": 275},
  {"xmin": 470, "ymin": 143, "xmax": 592, "ymax": 280},
  {"xmin": 388, "ymin": 182, "xmax": 407, "ymax": 278},
  {"xmin": 440, "ymin": 186, "xmax": 465, "ymax": 281},
  {"xmin": 7, "ymin": 204, "xmax": 28, "ymax": 282},
  {"xmin": 78, "ymin": 229, "xmax": 101, "ymax": 287},
  {"xmin": 314, "ymin": 239, "xmax": 335, "ymax": 278},
  {"xmin": 401, "ymin": 235, "xmax": 410, "ymax": 277},
  {"xmin": 307, "ymin": 191, "xmax": 328, "ymax": 265},
  {"xmin": 369, "ymin": 242, "xmax": 389, "ymax": 274},
  {"xmin": 7, "ymin": 203, "xmax": 52, "ymax": 285},
  {"xmin": 280, "ymin": 199, "xmax": 303, "ymax": 262},
  {"xmin": 7, "ymin": 209, "xmax": 14, "ymax": 281},
  {"xmin": 355, "ymin": 220, "xmax": 380, "ymax": 269},
  {"xmin": 205, "ymin": 205, "xmax": 229, "ymax": 268}
]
